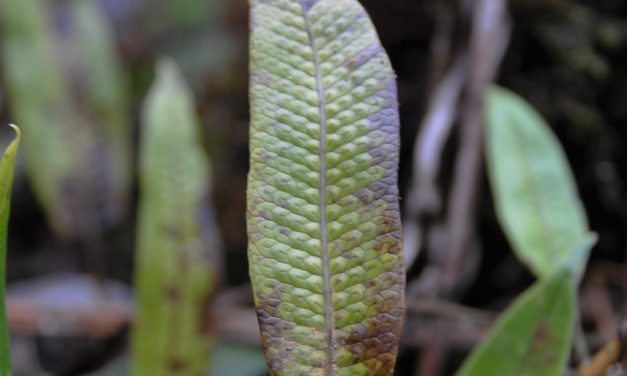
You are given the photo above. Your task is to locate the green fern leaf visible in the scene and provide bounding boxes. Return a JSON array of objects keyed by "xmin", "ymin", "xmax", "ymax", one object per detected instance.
[
  {"xmin": 485, "ymin": 86, "xmax": 590, "ymax": 278},
  {"xmin": 247, "ymin": 0, "xmax": 404, "ymax": 374},
  {"xmin": 0, "ymin": 125, "xmax": 20, "ymax": 376},
  {"xmin": 132, "ymin": 60, "xmax": 219, "ymax": 376},
  {"xmin": 0, "ymin": 0, "xmax": 130, "ymax": 240}
]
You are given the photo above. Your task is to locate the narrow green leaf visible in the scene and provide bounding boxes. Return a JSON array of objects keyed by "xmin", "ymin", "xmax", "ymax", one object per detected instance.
[
  {"xmin": 0, "ymin": 125, "xmax": 21, "ymax": 376},
  {"xmin": 0, "ymin": 0, "xmax": 75, "ymax": 234},
  {"xmin": 248, "ymin": 0, "xmax": 404, "ymax": 374},
  {"xmin": 456, "ymin": 271, "xmax": 577, "ymax": 376},
  {"xmin": 485, "ymin": 86, "xmax": 590, "ymax": 278},
  {"xmin": 132, "ymin": 60, "xmax": 218, "ymax": 376},
  {"xmin": 0, "ymin": 0, "xmax": 131, "ymax": 239},
  {"xmin": 66, "ymin": 0, "xmax": 132, "ymax": 222}
]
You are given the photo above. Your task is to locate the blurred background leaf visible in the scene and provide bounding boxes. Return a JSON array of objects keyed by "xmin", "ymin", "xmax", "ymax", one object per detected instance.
[
  {"xmin": 485, "ymin": 86, "xmax": 591, "ymax": 278},
  {"xmin": 0, "ymin": 0, "xmax": 131, "ymax": 269},
  {"xmin": 456, "ymin": 271, "xmax": 576, "ymax": 376},
  {"xmin": 132, "ymin": 59, "xmax": 220, "ymax": 376},
  {"xmin": 0, "ymin": 125, "xmax": 20, "ymax": 375}
]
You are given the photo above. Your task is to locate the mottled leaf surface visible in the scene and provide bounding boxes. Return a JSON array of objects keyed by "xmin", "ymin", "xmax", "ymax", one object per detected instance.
[
  {"xmin": 0, "ymin": 126, "xmax": 20, "ymax": 376},
  {"xmin": 456, "ymin": 272, "xmax": 576, "ymax": 376},
  {"xmin": 247, "ymin": 0, "xmax": 404, "ymax": 374},
  {"xmin": 486, "ymin": 86, "xmax": 589, "ymax": 278},
  {"xmin": 0, "ymin": 0, "xmax": 130, "ymax": 240},
  {"xmin": 132, "ymin": 60, "xmax": 218, "ymax": 376}
]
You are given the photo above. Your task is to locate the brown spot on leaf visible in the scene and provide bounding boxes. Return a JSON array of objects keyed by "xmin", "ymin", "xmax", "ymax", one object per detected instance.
[
  {"xmin": 258, "ymin": 209, "xmax": 272, "ymax": 220},
  {"xmin": 163, "ymin": 286, "xmax": 181, "ymax": 301},
  {"xmin": 162, "ymin": 224, "xmax": 182, "ymax": 240},
  {"xmin": 343, "ymin": 311, "xmax": 402, "ymax": 374},
  {"xmin": 533, "ymin": 319, "xmax": 552, "ymax": 344},
  {"xmin": 277, "ymin": 198, "xmax": 289, "ymax": 209},
  {"xmin": 257, "ymin": 296, "xmax": 282, "ymax": 318},
  {"xmin": 200, "ymin": 286, "xmax": 219, "ymax": 334},
  {"xmin": 378, "ymin": 216, "xmax": 396, "ymax": 235},
  {"xmin": 167, "ymin": 358, "xmax": 187, "ymax": 371},
  {"xmin": 346, "ymin": 45, "xmax": 384, "ymax": 70},
  {"xmin": 355, "ymin": 188, "xmax": 371, "ymax": 205}
]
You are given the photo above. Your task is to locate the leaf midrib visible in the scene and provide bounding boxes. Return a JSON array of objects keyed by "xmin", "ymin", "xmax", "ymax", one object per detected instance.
[{"xmin": 300, "ymin": 3, "xmax": 334, "ymax": 374}]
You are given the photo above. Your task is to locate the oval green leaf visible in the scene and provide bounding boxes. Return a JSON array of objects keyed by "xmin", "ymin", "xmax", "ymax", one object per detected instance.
[
  {"xmin": 248, "ymin": 0, "xmax": 404, "ymax": 374},
  {"xmin": 457, "ymin": 271, "xmax": 576, "ymax": 376},
  {"xmin": 485, "ymin": 86, "xmax": 590, "ymax": 278}
]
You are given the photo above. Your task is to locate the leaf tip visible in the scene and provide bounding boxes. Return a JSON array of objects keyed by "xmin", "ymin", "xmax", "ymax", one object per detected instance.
[
  {"xmin": 8, "ymin": 124, "xmax": 20, "ymax": 140},
  {"xmin": 6, "ymin": 124, "xmax": 21, "ymax": 152},
  {"xmin": 565, "ymin": 231, "xmax": 597, "ymax": 278},
  {"xmin": 155, "ymin": 56, "xmax": 184, "ymax": 84}
]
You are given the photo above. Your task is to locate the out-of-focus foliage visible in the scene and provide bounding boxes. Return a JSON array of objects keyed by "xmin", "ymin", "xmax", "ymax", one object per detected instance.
[
  {"xmin": 457, "ymin": 270, "xmax": 576, "ymax": 376},
  {"xmin": 65, "ymin": 0, "xmax": 132, "ymax": 228},
  {"xmin": 457, "ymin": 87, "xmax": 597, "ymax": 375},
  {"xmin": 0, "ymin": 0, "xmax": 130, "ymax": 241},
  {"xmin": 132, "ymin": 59, "xmax": 219, "ymax": 376},
  {"xmin": 248, "ymin": 0, "xmax": 404, "ymax": 373},
  {"xmin": 456, "ymin": 235, "xmax": 596, "ymax": 376},
  {"xmin": 485, "ymin": 86, "xmax": 590, "ymax": 278},
  {"xmin": 0, "ymin": 125, "xmax": 20, "ymax": 376}
]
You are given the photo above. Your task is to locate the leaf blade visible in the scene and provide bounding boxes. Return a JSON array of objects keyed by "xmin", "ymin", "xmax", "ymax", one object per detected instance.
[
  {"xmin": 0, "ymin": 0, "xmax": 74, "ymax": 227},
  {"xmin": 67, "ymin": 0, "xmax": 132, "ymax": 222},
  {"xmin": 248, "ymin": 0, "xmax": 404, "ymax": 374},
  {"xmin": 0, "ymin": 0, "xmax": 131, "ymax": 239},
  {"xmin": 132, "ymin": 60, "xmax": 218, "ymax": 376},
  {"xmin": 485, "ymin": 86, "xmax": 590, "ymax": 278},
  {"xmin": 456, "ymin": 271, "xmax": 577, "ymax": 376},
  {"xmin": 0, "ymin": 125, "xmax": 21, "ymax": 375}
]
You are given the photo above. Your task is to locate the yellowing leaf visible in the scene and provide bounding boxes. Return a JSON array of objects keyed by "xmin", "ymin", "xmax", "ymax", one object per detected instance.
[{"xmin": 247, "ymin": 0, "xmax": 404, "ymax": 374}]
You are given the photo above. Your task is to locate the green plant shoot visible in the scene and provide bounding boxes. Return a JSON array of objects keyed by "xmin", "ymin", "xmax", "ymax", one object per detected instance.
[
  {"xmin": 0, "ymin": 125, "xmax": 21, "ymax": 376},
  {"xmin": 132, "ymin": 60, "xmax": 219, "ymax": 376}
]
